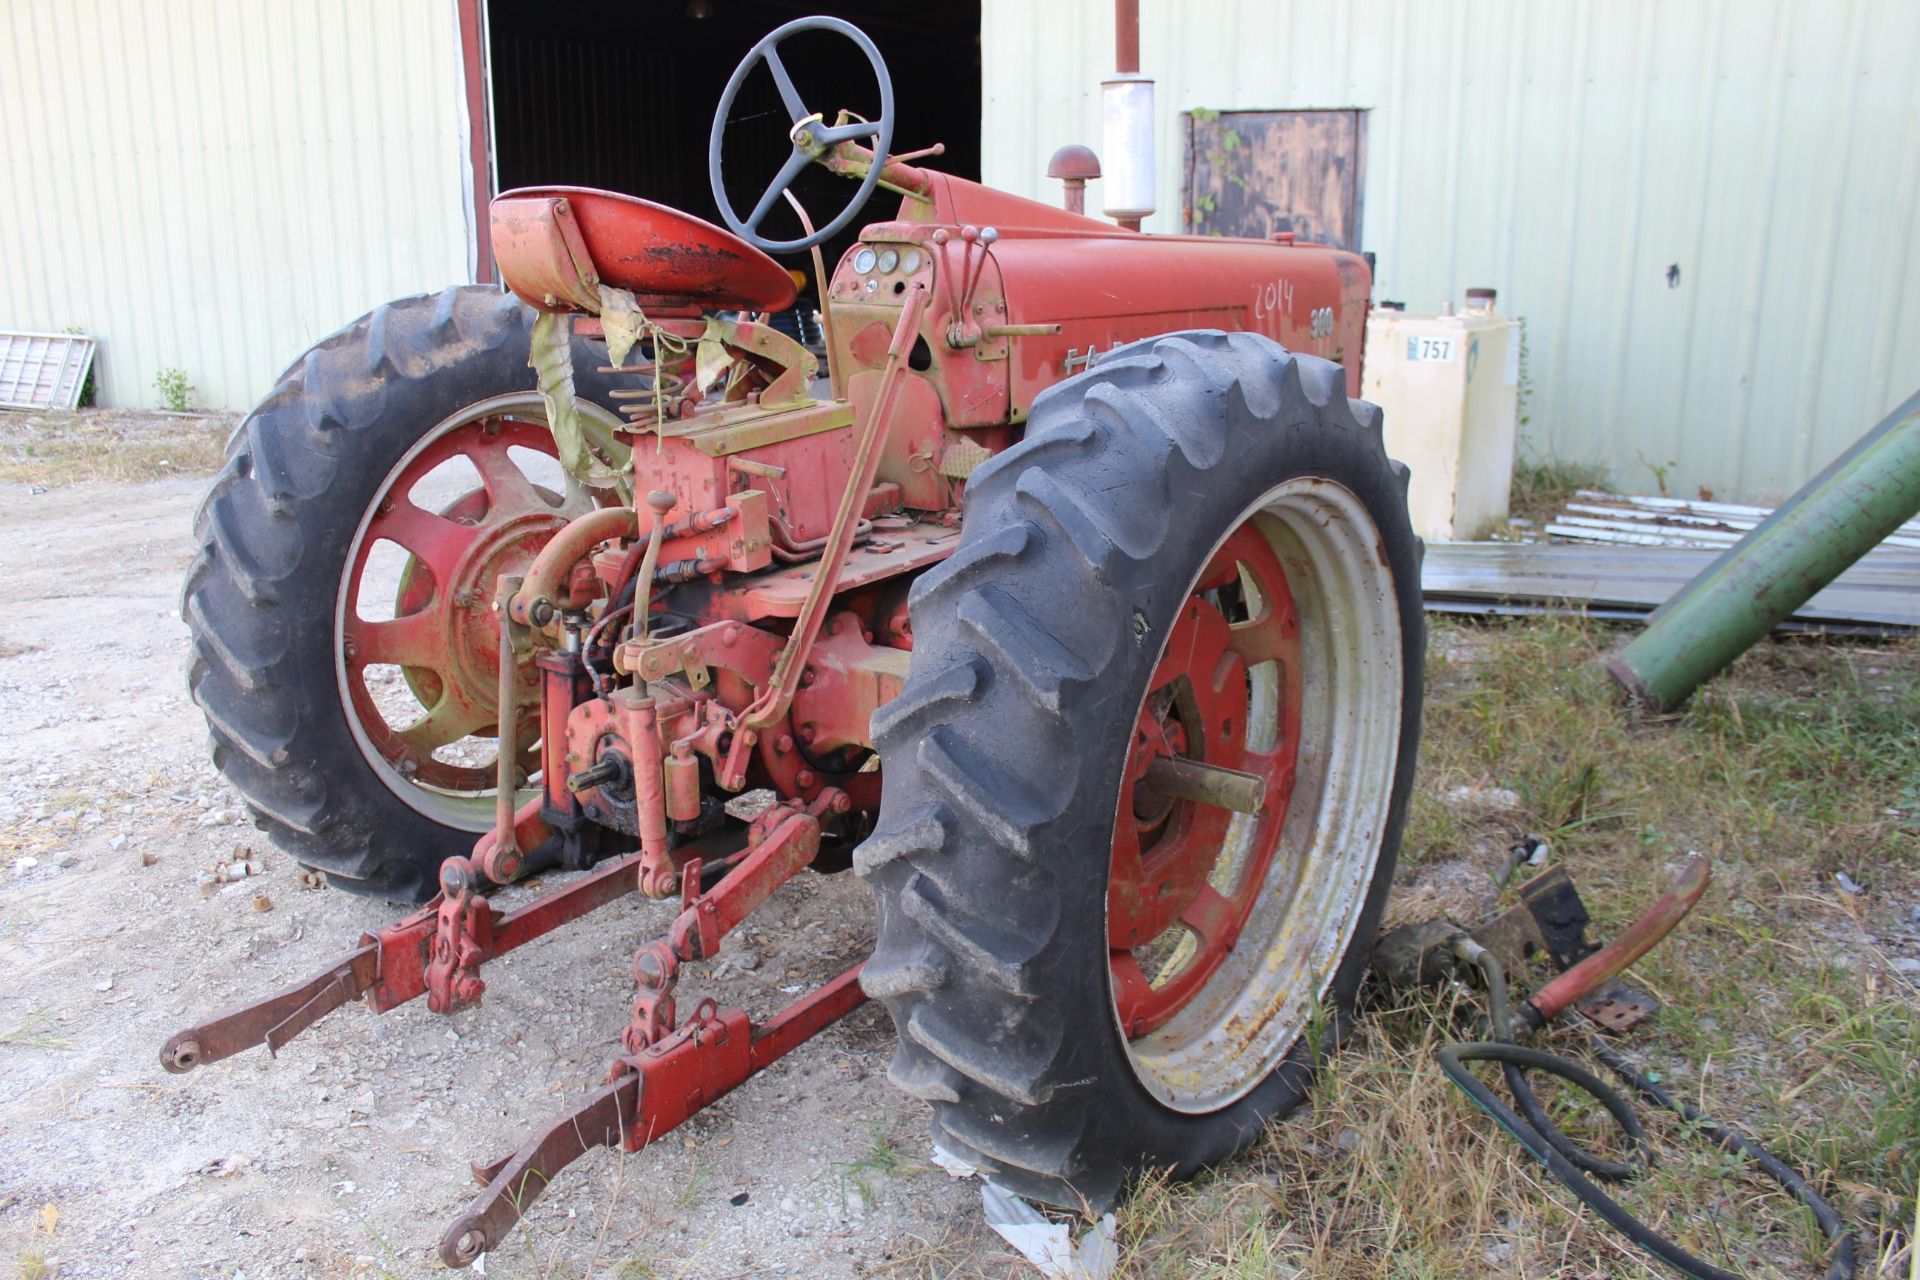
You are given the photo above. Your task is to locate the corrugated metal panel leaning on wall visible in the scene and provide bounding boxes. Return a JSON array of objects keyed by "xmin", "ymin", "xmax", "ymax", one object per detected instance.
[
  {"xmin": 981, "ymin": 0, "xmax": 1920, "ymax": 501},
  {"xmin": 0, "ymin": 0, "xmax": 475, "ymax": 411}
]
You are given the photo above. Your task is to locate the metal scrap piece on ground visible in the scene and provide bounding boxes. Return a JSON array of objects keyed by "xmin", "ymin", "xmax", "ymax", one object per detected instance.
[
  {"xmin": 1545, "ymin": 489, "xmax": 1920, "ymax": 551},
  {"xmin": 1421, "ymin": 542, "xmax": 1920, "ymax": 634},
  {"xmin": 0, "ymin": 331, "xmax": 97, "ymax": 410}
]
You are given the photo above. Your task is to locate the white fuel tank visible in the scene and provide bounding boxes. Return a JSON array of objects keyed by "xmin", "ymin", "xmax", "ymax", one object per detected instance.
[{"xmin": 1362, "ymin": 300, "xmax": 1520, "ymax": 542}]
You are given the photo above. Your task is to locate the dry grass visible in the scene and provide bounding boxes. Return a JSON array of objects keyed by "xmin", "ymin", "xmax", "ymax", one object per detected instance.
[
  {"xmin": 1508, "ymin": 455, "xmax": 1612, "ymax": 526},
  {"xmin": 1096, "ymin": 618, "xmax": 1920, "ymax": 1279},
  {"xmin": 0, "ymin": 407, "xmax": 233, "ymax": 487}
]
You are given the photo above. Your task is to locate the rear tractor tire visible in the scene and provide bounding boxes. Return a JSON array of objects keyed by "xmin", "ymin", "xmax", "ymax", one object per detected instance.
[
  {"xmin": 858, "ymin": 330, "xmax": 1424, "ymax": 1207},
  {"xmin": 183, "ymin": 286, "xmax": 624, "ymax": 901}
]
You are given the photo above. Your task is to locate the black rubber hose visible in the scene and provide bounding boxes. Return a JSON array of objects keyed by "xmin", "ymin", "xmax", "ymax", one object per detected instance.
[
  {"xmin": 1441, "ymin": 946, "xmax": 1854, "ymax": 1280},
  {"xmin": 1589, "ymin": 1039, "xmax": 1855, "ymax": 1277},
  {"xmin": 1471, "ymin": 935, "xmax": 1650, "ymax": 1182}
]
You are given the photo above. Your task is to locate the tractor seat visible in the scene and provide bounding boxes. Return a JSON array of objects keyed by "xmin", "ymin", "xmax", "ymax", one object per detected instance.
[{"xmin": 491, "ymin": 186, "xmax": 798, "ymax": 316}]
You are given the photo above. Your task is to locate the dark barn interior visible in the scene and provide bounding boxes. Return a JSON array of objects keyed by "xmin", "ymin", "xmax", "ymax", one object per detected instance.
[{"xmin": 486, "ymin": 0, "xmax": 983, "ymax": 296}]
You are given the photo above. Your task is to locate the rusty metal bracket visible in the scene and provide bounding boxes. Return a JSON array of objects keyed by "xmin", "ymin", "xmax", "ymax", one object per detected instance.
[
  {"xmin": 161, "ymin": 849, "xmax": 648, "ymax": 1073},
  {"xmin": 619, "ymin": 617, "xmax": 784, "ymax": 686},
  {"xmin": 1574, "ymin": 979, "xmax": 1663, "ymax": 1033},
  {"xmin": 426, "ymin": 858, "xmax": 495, "ymax": 1014},
  {"xmin": 1471, "ymin": 865, "xmax": 1599, "ymax": 976},
  {"xmin": 719, "ymin": 285, "xmax": 929, "ymax": 790},
  {"xmin": 440, "ymin": 968, "xmax": 868, "ymax": 1269},
  {"xmin": 1373, "ymin": 857, "xmax": 1704, "ymax": 1036}
]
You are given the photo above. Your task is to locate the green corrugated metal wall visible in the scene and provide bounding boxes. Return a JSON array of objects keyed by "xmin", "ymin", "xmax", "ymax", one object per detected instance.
[
  {"xmin": 0, "ymin": 0, "xmax": 475, "ymax": 411},
  {"xmin": 982, "ymin": 0, "xmax": 1920, "ymax": 500}
]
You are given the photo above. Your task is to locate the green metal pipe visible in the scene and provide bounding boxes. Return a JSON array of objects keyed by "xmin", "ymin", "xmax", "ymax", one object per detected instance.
[{"xmin": 1605, "ymin": 389, "xmax": 1920, "ymax": 710}]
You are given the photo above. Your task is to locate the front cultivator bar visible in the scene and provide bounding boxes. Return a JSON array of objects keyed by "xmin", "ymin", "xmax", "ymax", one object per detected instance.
[
  {"xmin": 159, "ymin": 848, "xmax": 644, "ymax": 1072},
  {"xmin": 167, "ymin": 789, "xmax": 870, "ymax": 1264},
  {"xmin": 168, "ymin": 15, "xmax": 1420, "ymax": 1261},
  {"xmin": 442, "ymin": 968, "xmax": 866, "ymax": 1266}
]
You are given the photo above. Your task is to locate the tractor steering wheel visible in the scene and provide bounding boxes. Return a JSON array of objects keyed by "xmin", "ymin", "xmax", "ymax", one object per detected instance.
[{"xmin": 708, "ymin": 16, "xmax": 895, "ymax": 254}]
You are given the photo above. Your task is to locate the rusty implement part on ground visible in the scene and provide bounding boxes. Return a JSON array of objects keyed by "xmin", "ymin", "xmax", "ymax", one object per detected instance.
[
  {"xmin": 1469, "ymin": 865, "xmax": 1600, "ymax": 974},
  {"xmin": 1522, "ymin": 852, "xmax": 1711, "ymax": 1029},
  {"xmin": 1373, "ymin": 854, "xmax": 1711, "ymax": 1036},
  {"xmin": 440, "ymin": 968, "xmax": 866, "ymax": 1268},
  {"xmin": 159, "ymin": 851, "xmax": 645, "ymax": 1074}
]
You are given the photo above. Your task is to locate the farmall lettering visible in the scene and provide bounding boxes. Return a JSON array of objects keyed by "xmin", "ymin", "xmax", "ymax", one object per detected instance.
[{"xmin": 1064, "ymin": 341, "xmax": 1113, "ymax": 373}]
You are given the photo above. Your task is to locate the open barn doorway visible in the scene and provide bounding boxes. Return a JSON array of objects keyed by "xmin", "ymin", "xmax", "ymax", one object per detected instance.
[{"xmin": 482, "ymin": 0, "xmax": 982, "ymax": 305}]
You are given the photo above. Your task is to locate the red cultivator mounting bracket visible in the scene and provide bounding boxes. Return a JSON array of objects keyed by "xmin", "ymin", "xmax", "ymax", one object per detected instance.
[
  {"xmin": 440, "ymin": 968, "xmax": 866, "ymax": 1267},
  {"xmin": 426, "ymin": 857, "xmax": 495, "ymax": 1014},
  {"xmin": 161, "ymin": 791, "xmax": 868, "ymax": 1264},
  {"xmin": 160, "ymin": 849, "xmax": 649, "ymax": 1074},
  {"xmin": 437, "ymin": 791, "xmax": 856, "ymax": 1265}
]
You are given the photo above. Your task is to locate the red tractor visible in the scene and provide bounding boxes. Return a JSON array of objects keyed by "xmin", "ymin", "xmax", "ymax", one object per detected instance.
[{"xmin": 166, "ymin": 17, "xmax": 1421, "ymax": 1265}]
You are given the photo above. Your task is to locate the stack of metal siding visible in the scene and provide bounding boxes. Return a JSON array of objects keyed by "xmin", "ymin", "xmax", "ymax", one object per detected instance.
[
  {"xmin": 1544, "ymin": 490, "xmax": 1920, "ymax": 552},
  {"xmin": 1423, "ymin": 492, "xmax": 1920, "ymax": 634}
]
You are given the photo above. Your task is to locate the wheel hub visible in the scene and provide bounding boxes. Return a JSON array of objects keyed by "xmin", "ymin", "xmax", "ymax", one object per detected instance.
[
  {"xmin": 399, "ymin": 498, "xmax": 572, "ymax": 729},
  {"xmin": 340, "ymin": 409, "xmax": 590, "ymax": 803},
  {"xmin": 1107, "ymin": 521, "xmax": 1304, "ymax": 1040}
]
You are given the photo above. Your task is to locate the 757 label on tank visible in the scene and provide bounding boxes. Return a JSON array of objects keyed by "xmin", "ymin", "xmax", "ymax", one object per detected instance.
[{"xmin": 1406, "ymin": 335, "xmax": 1457, "ymax": 363}]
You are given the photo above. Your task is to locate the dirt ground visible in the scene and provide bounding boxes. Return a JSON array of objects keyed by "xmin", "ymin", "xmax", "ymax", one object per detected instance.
[{"xmin": 0, "ymin": 466, "xmax": 1012, "ymax": 1279}]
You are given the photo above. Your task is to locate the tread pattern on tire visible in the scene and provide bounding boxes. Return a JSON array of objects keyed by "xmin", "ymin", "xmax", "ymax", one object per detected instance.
[
  {"xmin": 183, "ymin": 286, "xmax": 617, "ymax": 901},
  {"xmin": 858, "ymin": 329, "xmax": 1425, "ymax": 1208}
]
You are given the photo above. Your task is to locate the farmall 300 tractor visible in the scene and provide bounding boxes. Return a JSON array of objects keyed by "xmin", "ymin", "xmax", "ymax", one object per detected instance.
[{"xmin": 165, "ymin": 17, "xmax": 1422, "ymax": 1265}]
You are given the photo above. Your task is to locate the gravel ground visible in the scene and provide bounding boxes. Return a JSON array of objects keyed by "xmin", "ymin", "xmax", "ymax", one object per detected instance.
[{"xmin": 0, "ymin": 473, "xmax": 1016, "ymax": 1279}]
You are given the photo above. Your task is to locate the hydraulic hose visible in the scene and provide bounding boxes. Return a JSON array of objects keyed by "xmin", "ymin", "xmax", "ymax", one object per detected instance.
[{"xmin": 1440, "ymin": 941, "xmax": 1854, "ymax": 1280}]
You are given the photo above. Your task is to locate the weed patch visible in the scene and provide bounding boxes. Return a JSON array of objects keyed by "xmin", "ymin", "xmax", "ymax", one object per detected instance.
[{"xmin": 0, "ymin": 408, "xmax": 232, "ymax": 487}]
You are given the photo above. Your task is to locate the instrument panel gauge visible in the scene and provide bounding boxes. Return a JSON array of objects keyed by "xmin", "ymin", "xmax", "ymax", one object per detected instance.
[
  {"xmin": 876, "ymin": 247, "xmax": 900, "ymax": 274},
  {"xmin": 852, "ymin": 246, "xmax": 877, "ymax": 274},
  {"xmin": 900, "ymin": 247, "xmax": 924, "ymax": 274}
]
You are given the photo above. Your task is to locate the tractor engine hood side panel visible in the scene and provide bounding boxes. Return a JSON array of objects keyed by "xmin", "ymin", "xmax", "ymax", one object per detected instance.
[{"xmin": 993, "ymin": 236, "xmax": 1370, "ymax": 418}]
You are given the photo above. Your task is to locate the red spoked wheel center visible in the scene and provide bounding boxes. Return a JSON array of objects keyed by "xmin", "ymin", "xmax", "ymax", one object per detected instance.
[
  {"xmin": 1109, "ymin": 521, "xmax": 1303, "ymax": 1040},
  {"xmin": 340, "ymin": 411, "xmax": 589, "ymax": 803}
]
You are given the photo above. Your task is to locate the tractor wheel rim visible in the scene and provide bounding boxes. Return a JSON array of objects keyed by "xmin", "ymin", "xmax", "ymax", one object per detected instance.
[
  {"xmin": 334, "ymin": 392, "xmax": 611, "ymax": 829},
  {"xmin": 1107, "ymin": 476, "xmax": 1404, "ymax": 1114}
]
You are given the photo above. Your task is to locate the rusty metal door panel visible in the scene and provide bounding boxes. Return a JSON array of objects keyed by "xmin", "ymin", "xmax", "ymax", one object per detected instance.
[{"xmin": 1184, "ymin": 110, "xmax": 1367, "ymax": 250}]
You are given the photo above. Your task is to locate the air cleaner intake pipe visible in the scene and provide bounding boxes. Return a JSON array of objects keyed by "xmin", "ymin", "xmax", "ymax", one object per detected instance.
[{"xmin": 511, "ymin": 506, "xmax": 637, "ymax": 628}]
